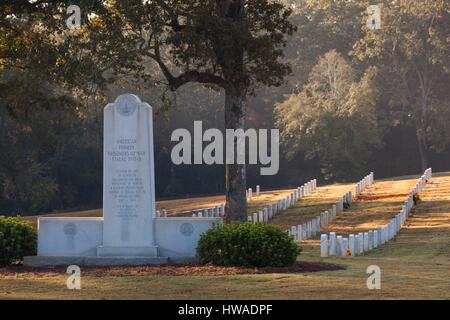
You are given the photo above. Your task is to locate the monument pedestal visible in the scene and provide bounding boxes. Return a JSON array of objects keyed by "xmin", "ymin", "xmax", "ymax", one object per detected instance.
[
  {"xmin": 24, "ymin": 216, "xmax": 221, "ymax": 266},
  {"xmin": 97, "ymin": 245, "xmax": 158, "ymax": 257}
]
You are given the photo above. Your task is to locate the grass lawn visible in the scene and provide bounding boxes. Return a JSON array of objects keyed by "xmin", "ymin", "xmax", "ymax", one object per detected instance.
[{"xmin": 2, "ymin": 173, "xmax": 450, "ymax": 299}]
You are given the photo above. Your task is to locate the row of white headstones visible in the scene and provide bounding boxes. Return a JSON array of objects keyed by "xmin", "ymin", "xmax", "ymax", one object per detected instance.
[
  {"xmin": 155, "ymin": 184, "xmax": 262, "ymax": 219},
  {"xmin": 187, "ymin": 184, "xmax": 263, "ymax": 218},
  {"xmin": 320, "ymin": 168, "xmax": 432, "ymax": 257},
  {"xmin": 147, "ymin": 170, "xmax": 372, "ymax": 223},
  {"xmin": 355, "ymin": 172, "xmax": 375, "ymax": 196},
  {"xmin": 154, "ymin": 204, "xmax": 225, "ymax": 219},
  {"xmin": 285, "ymin": 173, "xmax": 374, "ymax": 243},
  {"xmin": 161, "ymin": 179, "xmax": 318, "ymax": 221},
  {"xmin": 247, "ymin": 179, "xmax": 318, "ymax": 224}
]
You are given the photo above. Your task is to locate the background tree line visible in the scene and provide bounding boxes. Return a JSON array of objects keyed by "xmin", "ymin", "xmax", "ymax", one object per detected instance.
[{"xmin": 1, "ymin": 0, "xmax": 449, "ymax": 216}]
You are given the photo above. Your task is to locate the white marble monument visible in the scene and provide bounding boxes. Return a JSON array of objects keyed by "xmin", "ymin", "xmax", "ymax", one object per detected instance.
[{"xmin": 25, "ymin": 94, "xmax": 221, "ymax": 266}]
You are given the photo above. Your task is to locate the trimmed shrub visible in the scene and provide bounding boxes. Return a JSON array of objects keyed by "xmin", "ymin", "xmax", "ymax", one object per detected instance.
[
  {"xmin": 197, "ymin": 222, "xmax": 300, "ymax": 267},
  {"xmin": 0, "ymin": 216, "xmax": 37, "ymax": 266}
]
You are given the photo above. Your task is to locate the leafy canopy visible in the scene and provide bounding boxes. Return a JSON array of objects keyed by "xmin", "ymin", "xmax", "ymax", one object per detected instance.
[{"xmin": 275, "ymin": 50, "xmax": 380, "ymax": 180}]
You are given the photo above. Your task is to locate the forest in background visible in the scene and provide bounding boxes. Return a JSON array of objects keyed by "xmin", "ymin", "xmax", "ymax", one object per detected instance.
[{"xmin": 1, "ymin": 0, "xmax": 449, "ymax": 216}]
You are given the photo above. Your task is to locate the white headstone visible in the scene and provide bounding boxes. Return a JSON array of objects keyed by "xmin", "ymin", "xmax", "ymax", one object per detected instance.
[
  {"xmin": 329, "ymin": 232, "xmax": 337, "ymax": 256},
  {"xmin": 342, "ymin": 238, "xmax": 348, "ymax": 257},
  {"xmin": 349, "ymin": 234, "xmax": 355, "ymax": 256},
  {"xmin": 320, "ymin": 234, "xmax": 328, "ymax": 257},
  {"xmin": 358, "ymin": 232, "xmax": 364, "ymax": 254},
  {"xmin": 307, "ymin": 221, "xmax": 312, "ymax": 238},
  {"xmin": 336, "ymin": 236, "xmax": 343, "ymax": 255},
  {"xmin": 369, "ymin": 230, "xmax": 374, "ymax": 250},
  {"xmin": 373, "ymin": 230, "xmax": 378, "ymax": 248},
  {"xmin": 297, "ymin": 225, "xmax": 302, "ymax": 242},
  {"xmin": 320, "ymin": 212, "xmax": 325, "ymax": 227},
  {"xmin": 258, "ymin": 211, "xmax": 264, "ymax": 223},
  {"xmin": 354, "ymin": 234, "xmax": 359, "ymax": 255},
  {"xmin": 376, "ymin": 227, "xmax": 382, "ymax": 246},
  {"xmin": 363, "ymin": 232, "xmax": 369, "ymax": 252},
  {"xmin": 291, "ymin": 226, "xmax": 297, "ymax": 241}
]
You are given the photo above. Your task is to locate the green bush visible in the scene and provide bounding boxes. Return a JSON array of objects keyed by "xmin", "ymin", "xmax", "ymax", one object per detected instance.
[
  {"xmin": 197, "ymin": 222, "xmax": 300, "ymax": 267},
  {"xmin": 0, "ymin": 216, "xmax": 37, "ymax": 266}
]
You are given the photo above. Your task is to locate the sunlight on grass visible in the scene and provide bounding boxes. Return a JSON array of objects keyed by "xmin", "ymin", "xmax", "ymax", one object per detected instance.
[{"xmin": 6, "ymin": 172, "xmax": 450, "ymax": 299}]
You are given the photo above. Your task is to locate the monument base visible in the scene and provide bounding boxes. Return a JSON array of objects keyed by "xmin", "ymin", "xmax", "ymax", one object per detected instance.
[
  {"xmin": 23, "ymin": 255, "xmax": 198, "ymax": 267},
  {"xmin": 97, "ymin": 245, "xmax": 158, "ymax": 257},
  {"xmin": 33, "ymin": 216, "xmax": 221, "ymax": 265}
]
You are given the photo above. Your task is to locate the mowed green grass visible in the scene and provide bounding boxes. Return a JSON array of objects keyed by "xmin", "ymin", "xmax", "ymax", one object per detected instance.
[{"xmin": 1, "ymin": 173, "xmax": 450, "ymax": 299}]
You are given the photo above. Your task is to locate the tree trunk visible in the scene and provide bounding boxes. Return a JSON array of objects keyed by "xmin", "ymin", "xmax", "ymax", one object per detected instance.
[
  {"xmin": 224, "ymin": 85, "xmax": 247, "ymax": 223},
  {"xmin": 416, "ymin": 129, "xmax": 428, "ymax": 172}
]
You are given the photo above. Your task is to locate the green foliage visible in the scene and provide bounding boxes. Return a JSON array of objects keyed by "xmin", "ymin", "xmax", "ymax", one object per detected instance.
[
  {"xmin": 0, "ymin": 86, "xmax": 102, "ymax": 215},
  {"xmin": 0, "ymin": 216, "xmax": 37, "ymax": 266},
  {"xmin": 275, "ymin": 50, "xmax": 381, "ymax": 181},
  {"xmin": 284, "ymin": 0, "xmax": 367, "ymax": 88},
  {"xmin": 353, "ymin": 0, "xmax": 450, "ymax": 167},
  {"xmin": 197, "ymin": 222, "xmax": 300, "ymax": 267}
]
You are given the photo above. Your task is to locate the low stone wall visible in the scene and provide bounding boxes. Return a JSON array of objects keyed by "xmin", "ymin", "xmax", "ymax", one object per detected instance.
[{"xmin": 33, "ymin": 216, "xmax": 221, "ymax": 259}]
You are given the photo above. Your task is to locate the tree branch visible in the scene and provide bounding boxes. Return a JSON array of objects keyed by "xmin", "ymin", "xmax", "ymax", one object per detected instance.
[{"xmin": 148, "ymin": 46, "xmax": 227, "ymax": 90}]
